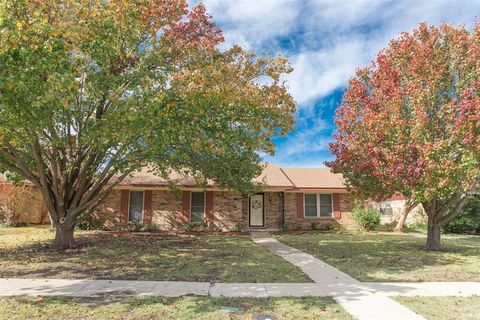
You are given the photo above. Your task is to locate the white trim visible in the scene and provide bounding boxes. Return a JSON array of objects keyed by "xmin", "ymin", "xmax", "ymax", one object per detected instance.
[
  {"xmin": 303, "ymin": 193, "xmax": 333, "ymax": 218},
  {"xmin": 128, "ymin": 190, "xmax": 145, "ymax": 223},
  {"xmin": 190, "ymin": 191, "xmax": 206, "ymax": 223},
  {"xmin": 248, "ymin": 193, "xmax": 265, "ymax": 228}
]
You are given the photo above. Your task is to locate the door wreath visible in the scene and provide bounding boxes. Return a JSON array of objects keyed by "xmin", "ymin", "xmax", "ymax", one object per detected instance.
[{"xmin": 251, "ymin": 199, "xmax": 262, "ymax": 209}]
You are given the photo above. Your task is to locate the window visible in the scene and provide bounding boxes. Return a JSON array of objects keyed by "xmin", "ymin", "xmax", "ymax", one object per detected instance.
[
  {"xmin": 380, "ymin": 203, "xmax": 393, "ymax": 215},
  {"xmin": 190, "ymin": 192, "xmax": 205, "ymax": 223},
  {"xmin": 304, "ymin": 194, "xmax": 317, "ymax": 217},
  {"xmin": 304, "ymin": 194, "xmax": 333, "ymax": 217},
  {"xmin": 128, "ymin": 191, "xmax": 144, "ymax": 222}
]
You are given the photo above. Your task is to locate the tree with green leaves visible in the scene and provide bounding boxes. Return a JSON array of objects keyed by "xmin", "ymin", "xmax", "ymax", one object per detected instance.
[
  {"xmin": 328, "ymin": 23, "xmax": 479, "ymax": 250},
  {"xmin": 0, "ymin": 0, "xmax": 295, "ymax": 249}
]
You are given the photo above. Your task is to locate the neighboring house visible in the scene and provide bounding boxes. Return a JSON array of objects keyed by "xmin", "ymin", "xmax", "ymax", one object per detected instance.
[
  {"xmin": 0, "ymin": 174, "xmax": 49, "ymax": 225},
  {"xmin": 0, "ymin": 165, "xmax": 356, "ymax": 231},
  {"xmin": 369, "ymin": 194, "xmax": 426, "ymax": 225}
]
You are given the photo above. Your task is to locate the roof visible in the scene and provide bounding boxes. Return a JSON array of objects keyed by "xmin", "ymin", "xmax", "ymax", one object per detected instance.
[
  {"xmin": 119, "ymin": 167, "xmax": 202, "ymax": 187},
  {"xmin": 280, "ymin": 167, "xmax": 346, "ymax": 189},
  {"xmin": 0, "ymin": 164, "xmax": 347, "ymax": 190},
  {"xmin": 118, "ymin": 164, "xmax": 346, "ymax": 190},
  {"xmin": 252, "ymin": 164, "xmax": 295, "ymax": 188}
]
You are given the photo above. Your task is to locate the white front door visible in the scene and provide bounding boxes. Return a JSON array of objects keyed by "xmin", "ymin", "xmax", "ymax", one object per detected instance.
[{"xmin": 249, "ymin": 194, "xmax": 264, "ymax": 227}]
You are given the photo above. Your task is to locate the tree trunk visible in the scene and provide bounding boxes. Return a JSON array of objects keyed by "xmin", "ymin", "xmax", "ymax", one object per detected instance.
[
  {"xmin": 394, "ymin": 202, "xmax": 413, "ymax": 233},
  {"xmin": 426, "ymin": 214, "xmax": 441, "ymax": 251},
  {"xmin": 53, "ymin": 223, "xmax": 76, "ymax": 250}
]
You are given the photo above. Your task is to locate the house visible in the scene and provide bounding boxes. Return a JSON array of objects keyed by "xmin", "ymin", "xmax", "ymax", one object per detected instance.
[
  {"xmin": 369, "ymin": 194, "xmax": 426, "ymax": 226},
  {"xmin": 0, "ymin": 164, "xmax": 356, "ymax": 230},
  {"xmin": 95, "ymin": 164, "xmax": 355, "ymax": 231}
]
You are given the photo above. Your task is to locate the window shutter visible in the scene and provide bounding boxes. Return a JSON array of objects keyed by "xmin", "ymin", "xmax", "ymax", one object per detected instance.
[
  {"xmin": 333, "ymin": 193, "xmax": 341, "ymax": 219},
  {"xmin": 182, "ymin": 191, "xmax": 191, "ymax": 223},
  {"xmin": 143, "ymin": 190, "xmax": 153, "ymax": 224},
  {"xmin": 205, "ymin": 191, "xmax": 214, "ymax": 225},
  {"xmin": 296, "ymin": 193, "xmax": 304, "ymax": 219},
  {"xmin": 120, "ymin": 190, "xmax": 129, "ymax": 223}
]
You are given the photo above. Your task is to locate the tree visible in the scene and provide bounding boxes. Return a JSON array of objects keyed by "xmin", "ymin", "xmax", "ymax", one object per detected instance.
[
  {"xmin": 327, "ymin": 22, "xmax": 480, "ymax": 250},
  {"xmin": 0, "ymin": 0, "xmax": 296, "ymax": 249}
]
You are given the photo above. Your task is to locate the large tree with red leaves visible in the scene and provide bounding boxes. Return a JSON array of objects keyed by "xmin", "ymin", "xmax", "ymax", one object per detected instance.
[
  {"xmin": 328, "ymin": 22, "xmax": 480, "ymax": 250},
  {"xmin": 0, "ymin": 0, "xmax": 295, "ymax": 249}
]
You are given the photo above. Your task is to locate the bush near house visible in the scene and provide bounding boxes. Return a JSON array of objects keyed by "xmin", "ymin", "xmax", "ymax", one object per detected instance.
[
  {"xmin": 352, "ymin": 201, "xmax": 381, "ymax": 231},
  {"xmin": 444, "ymin": 196, "xmax": 480, "ymax": 234}
]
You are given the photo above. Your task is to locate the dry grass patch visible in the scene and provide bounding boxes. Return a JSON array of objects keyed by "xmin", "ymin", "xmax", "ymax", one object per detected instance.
[
  {"xmin": 394, "ymin": 296, "xmax": 480, "ymax": 320},
  {"xmin": 276, "ymin": 231, "xmax": 480, "ymax": 282},
  {"xmin": 0, "ymin": 296, "xmax": 353, "ymax": 320},
  {"xmin": 0, "ymin": 227, "xmax": 310, "ymax": 283}
]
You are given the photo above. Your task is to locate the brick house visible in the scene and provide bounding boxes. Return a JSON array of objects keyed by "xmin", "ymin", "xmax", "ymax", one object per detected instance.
[
  {"xmin": 95, "ymin": 164, "xmax": 355, "ymax": 231},
  {"xmin": 1, "ymin": 164, "xmax": 356, "ymax": 230}
]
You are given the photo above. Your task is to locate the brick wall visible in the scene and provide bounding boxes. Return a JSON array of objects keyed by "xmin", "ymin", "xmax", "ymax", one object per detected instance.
[
  {"xmin": 264, "ymin": 192, "xmax": 281, "ymax": 229},
  {"xmin": 94, "ymin": 189, "xmax": 356, "ymax": 231},
  {"xmin": 93, "ymin": 189, "xmax": 122, "ymax": 228},
  {"xmin": 151, "ymin": 190, "xmax": 184, "ymax": 229},
  {"xmin": 283, "ymin": 192, "xmax": 355, "ymax": 230},
  {"xmin": 212, "ymin": 191, "xmax": 243, "ymax": 231}
]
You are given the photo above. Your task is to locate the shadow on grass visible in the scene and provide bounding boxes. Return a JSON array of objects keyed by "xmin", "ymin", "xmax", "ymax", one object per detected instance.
[
  {"xmin": 277, "ymin": 231, "xmax": 480, "ymax": 282},
  {"xmin": 0, "ymin": 230, "xmax": 310, "ymax": 283},
  {"xmin": 1, "ymin": 295, "xmax": 346, "ymax": 319}
]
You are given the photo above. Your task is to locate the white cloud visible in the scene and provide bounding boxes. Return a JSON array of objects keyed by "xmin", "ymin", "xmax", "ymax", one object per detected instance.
[
  {"xmin": 190, "ymin": 0, "xmax": 480, "ymax": 165},
  {"xmin": 195, "ymin": 0, "xmax": 480, "ymax": 105},
  {"xmin": 285, "ymin": 37, "xmax": 378, "ymax": 104},
  {"xmin": 201, "ymin": 0, "xmax": 301, "ymax": 49}
]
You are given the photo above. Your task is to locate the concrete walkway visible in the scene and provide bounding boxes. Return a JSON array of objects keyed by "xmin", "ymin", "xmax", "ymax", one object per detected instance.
[{"xmin": 251, "ymin": 232, "xmax": 426, "ymax": 320}]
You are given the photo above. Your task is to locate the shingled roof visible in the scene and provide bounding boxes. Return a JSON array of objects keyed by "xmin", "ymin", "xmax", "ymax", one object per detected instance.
[
  {"xmin": 118, "ymin": 164, "xmax": 347, "ymax": 190},
  {"xmin": 1, "ymin": 164, "xmax": 347, "ymax": 190}
]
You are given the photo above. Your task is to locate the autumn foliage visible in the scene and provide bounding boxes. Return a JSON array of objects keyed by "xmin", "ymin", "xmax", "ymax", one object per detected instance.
[
  {"xmin": 0, "ymin": 0, "xmax": 295, "ymax": 248},
  {"xmin": 328, "ymin": 23, "xmax": 480, "ymax": 250}
]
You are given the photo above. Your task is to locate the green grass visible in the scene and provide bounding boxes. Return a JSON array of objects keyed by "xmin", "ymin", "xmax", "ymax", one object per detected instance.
[
  {"xmin": 0, "ymin": 296, "xmax": 352, "ymax": 320},
  {"xmin": 276, "ymin": 231, "xmax": 480, "ymax": 282},
  {"xmin": 0, "ymin": 227, "xmax": 310, "ymax": 283},
  {"xmin": 394, "ymin": 296, "xmax": 480, "ymax": 320}
]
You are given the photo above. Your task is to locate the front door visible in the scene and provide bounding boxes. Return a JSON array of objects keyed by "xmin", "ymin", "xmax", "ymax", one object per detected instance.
[{"xmin": 249, "ymin": 194, "xmax": 264, "ymax": 227}]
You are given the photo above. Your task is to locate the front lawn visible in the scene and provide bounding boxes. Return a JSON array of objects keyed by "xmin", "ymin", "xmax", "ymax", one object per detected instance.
[
  {"xmin": 0, "ymin": 227, "xmax": 310, "ymax": 283},
  {"xmin": 394, "ymin": 296, "xmax": 480, "ymax": 320},
  {"xmin": 276, "ymin": 231, "xmax": 480, "ymax": 282},
  {"xmin": 0, "ymin": 296, "xmax": 352, "ymax": 320}
]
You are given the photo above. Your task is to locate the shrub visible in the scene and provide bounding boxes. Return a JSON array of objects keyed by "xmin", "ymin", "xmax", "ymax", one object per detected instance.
[
  {"xmin": 76, "ymin": 214, "xmax": 103, "ymax": 230},
  {"xmin": 0, "ymin": 221, "xmax": 28, "ymax": 228},
  {"xmin": 182, "ymin": 222, "xmax": 196, "ymax": 231},
  {"xmin": 444, "ymin": 197, "xmax": 480, "ymax": 234},
  {"xmin": 115, "ymin": 222, "xmax": 158, "ymax": 232},
  {"xmin": 321, "ymin": 222, "xmax": 334, "ymax": 231},
  {"xmin": 182, "ymin": 222, "xmax": 209, "ymax": 232},
  {"xmin": 406, "ymin": 222, "xmax": 427, "ymax": 232},
  {"xmin": 234, "ymin": 222, "xmax": 245, "ymax": 232},
  {"xmin": 311, "ymin": 222, "xmax": 321, "ymax": 230},
  {"xmin": 198, "ymin": 222, "xmax": 207, "ymax": 231},
  {"xmin": 278, "ymin": 223, "xmax": 288, "ymax": 232},
  {"xmin": 0, "ymin": 184, "xmax": 31, "ymax": 225},
  {"xmin": 291, "ymin": 223, "xmax": 302, "ymax": 231},
  {"xmin": 352, "ymin": 201, "xmax": 381, "ymax": 231}
]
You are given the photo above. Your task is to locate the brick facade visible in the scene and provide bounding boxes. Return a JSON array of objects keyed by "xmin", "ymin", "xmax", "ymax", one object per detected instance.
[
  {"xmin": 11, "ymin": 187, "xmax": 356, "ymax": 231},
  {"xmin": 283, "ymin": 192, "xmax": 354, "ymax": 229}
]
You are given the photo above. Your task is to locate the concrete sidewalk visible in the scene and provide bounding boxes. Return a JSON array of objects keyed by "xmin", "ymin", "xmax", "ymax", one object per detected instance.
[
  {"xmin": 251, "ymin": 232, "xmax": 426, "ymax": 320},
  {"xmin": 1, "ymin": 277, "xmax": 479, "ymax": 298}
]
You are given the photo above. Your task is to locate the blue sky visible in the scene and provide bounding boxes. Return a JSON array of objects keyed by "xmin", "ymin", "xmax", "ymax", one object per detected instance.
[{"xmin": 194, "ymin": 0, "xmax": 480, "ymax": 167}]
